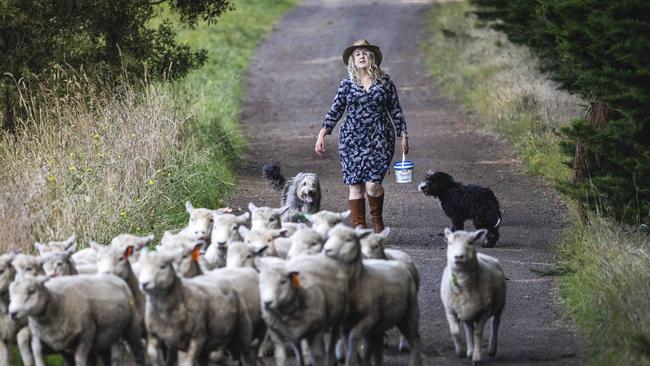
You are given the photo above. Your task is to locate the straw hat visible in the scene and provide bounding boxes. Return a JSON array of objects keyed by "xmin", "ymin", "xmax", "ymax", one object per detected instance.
[{"xmin": 342, "ymin": 39, "xmax": 382, "ymax": 66}]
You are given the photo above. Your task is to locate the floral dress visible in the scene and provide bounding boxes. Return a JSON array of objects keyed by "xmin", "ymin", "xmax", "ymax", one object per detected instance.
[{"xmin": 322, "ymin": 74, "xmax": 407, "ymax": 185}]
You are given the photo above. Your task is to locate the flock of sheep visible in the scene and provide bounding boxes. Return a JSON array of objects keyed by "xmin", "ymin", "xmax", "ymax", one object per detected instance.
[{"xmin": 0, "ymin": 201, "xmax": 506, "ymax": 366}]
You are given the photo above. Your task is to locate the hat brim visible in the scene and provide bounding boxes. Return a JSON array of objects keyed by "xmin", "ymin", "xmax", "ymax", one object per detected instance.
[{"xmin": 343, "ymin": 45, "xmax": 382, "ymax": 66}]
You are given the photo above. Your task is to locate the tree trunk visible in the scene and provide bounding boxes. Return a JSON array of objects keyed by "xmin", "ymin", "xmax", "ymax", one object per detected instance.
[{"xmin": 572, "ymin": 98, "xmax": 610, "ymax": 184}]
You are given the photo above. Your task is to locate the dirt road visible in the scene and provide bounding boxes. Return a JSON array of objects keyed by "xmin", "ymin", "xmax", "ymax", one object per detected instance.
[{"xmin": 225, "ymin": 0, "xmax": 582, "ymax": 364}]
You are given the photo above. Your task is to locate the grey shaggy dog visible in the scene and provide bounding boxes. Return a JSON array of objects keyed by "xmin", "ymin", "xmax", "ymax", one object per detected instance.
[{"xmin": 263, "ymin": 162, "xmax": 321, "ymax": 222}]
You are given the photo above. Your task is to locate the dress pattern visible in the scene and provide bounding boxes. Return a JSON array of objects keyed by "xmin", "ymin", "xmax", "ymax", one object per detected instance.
[{"xmin": 322, "ymin": 75, "xmax": 407, "ymax": 185}]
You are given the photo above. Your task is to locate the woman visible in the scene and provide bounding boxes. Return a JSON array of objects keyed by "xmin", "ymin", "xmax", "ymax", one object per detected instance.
[{"xmin": 315, "ymin": 39, "xmax": 409, "ymax": 232}]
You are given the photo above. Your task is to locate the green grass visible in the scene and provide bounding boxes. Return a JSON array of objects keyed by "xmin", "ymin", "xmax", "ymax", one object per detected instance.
[{"xmin": 422, "ymin": 2, "xmax": 650, "ymax": 365}]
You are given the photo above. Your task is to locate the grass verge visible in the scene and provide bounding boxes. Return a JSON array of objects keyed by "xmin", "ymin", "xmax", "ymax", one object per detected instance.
[
  {"xmin": 422, "ymin": 2, "xmax": 650, "ymax": 365},
  {"xmin": 0, "ymin": 0, "xmax": 297, "ymax": 363}
]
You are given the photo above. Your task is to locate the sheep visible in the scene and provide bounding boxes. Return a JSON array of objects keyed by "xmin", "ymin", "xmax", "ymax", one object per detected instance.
[
  {"xmin": 11, "ymin": 254, "xmax": 44, "ymax": 277},
  {"xmin": 441, "ymin": 228, "xmax": 506, "ymax": 364},
  {"xmin": 286, "ymin": 228, "xmax": 325, "ymax": 259},
  {"xmin": 8, "ymin": 274, "xmax": 144, "ymax": 366},
  {"xmin": 33, "ymin": 235, "xmax": 76, "ymax": 256},
  {"xmin": 305, "ymin": 210, "xmax": 351, "ymax": 236},
  {"xmin": 249, "ymin": 202, "xmax": 305, "ymax": 235},
  {"xmin": 239, "ymin": 226, "xmax": 290, "ymax": 258},
  {"xmin": 158, "ymin": 231, "xmax": 205, "ymax": 278},
  {"xmin": 226, "ymin": 241, "xmax": 257, "ymax": 269},
  {"xmin": 205, "ymin": 212, "xmax": 250, "ymax": 270},
  {"xmin": 138, "ymin": 250, "xmax": 256, "ymax": 366},
  {"xmin": 358, "ymin": 227, "xmax": 421, "ymax": 353},
  {"xmin": 257, "ymin": 255, "xmax": 349, "ymax": 366},
  {"xmin": 323, "ymin": 224, "xmax": 422, "ymax": 366},
  {"xmin": 0, "ymin": 253, "xmax": 32, "ymax": 366},
  {"xmin": 39, "ymin": 252, "xmax": 78, "ymax": 278}
]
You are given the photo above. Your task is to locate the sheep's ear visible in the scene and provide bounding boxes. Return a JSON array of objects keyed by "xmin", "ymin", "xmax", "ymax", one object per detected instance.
[
  {"xmin": 357, "ymin": 229, "xmax": 373, "ymax": 240},
  {"xmin": 237, "ymin": 212, "xmax": 251, "ymax": 224},
  {"xmin": 34, "ymin": 242, "xmax": 46, "ymax": 254},
  {"xmin": 278, "ymin": 205, "xmax": 291, "ymax": 215},
  {"xmin": 339, "ymin": 210, "xmax": 351, "ymax": 219},
  {"xmin": 470, "ymin": 229, "xmax": 487, "ymax": 244},
  {"xmin": 379, "ymin": 227, "xmax": 391, "ymax": 239},
  {"xmin": 238, "ymin": 225, "xmax": 250, "ymax": 238},
  {"xmin": 64, "ymin": 241, "xmax": 77, "ymax": 253},
  {"xmin": 248, "ymin": 202, "xmax": 258, "ymax": 212},
  {"xmin": 138, "ymin": 234, "xmax": 155, "ymax": 249},
  {"xmin": 304, "ymin": 213, "xmax": 314, "ymax": 223},
  {"xmin": 254, "ymin": 245, "xmax": 269, "ymax": 256},
  {"xmin": 289, "ymin": 271, "xmax": 301, "ymax": 288},
  {"xmin": 185, "ymin": 201, "xmax": 194, "ymax": 214},
  {"xmin": 443, "ymin": 228, "xmax": 454, "ymax": 244},
  {"xmin": 123, "ymin": 245, "xmax": 135, "ymax": 259},
  {"xmin": 65, "ymin": 234, "xmax": 76, "ymax": 247},
  {"xmin": 191, "ymin": 244, "xmax": 202, "ymax": 262},
  {"xmin": 272, "ymin": 229, "xmax": 288, "ymax": 239},
  {"xmin": 214, "ymin": 207, "xmax": 232, "ymax": 215}
]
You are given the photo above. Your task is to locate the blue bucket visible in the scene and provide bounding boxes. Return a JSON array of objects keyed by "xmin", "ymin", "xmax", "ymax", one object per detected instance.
[{"xmin": 393, "ymin": 159, "xmax": 414, "ymax": 183}]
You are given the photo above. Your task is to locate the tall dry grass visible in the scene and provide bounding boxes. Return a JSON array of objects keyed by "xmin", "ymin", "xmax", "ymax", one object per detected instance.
[{"xmin": 0, "ymin": 70, "xmax": 183, "ymax": 252}]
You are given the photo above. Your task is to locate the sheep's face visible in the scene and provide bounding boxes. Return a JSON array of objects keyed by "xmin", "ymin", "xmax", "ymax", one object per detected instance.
[
  {"xmin": 186, "ymin": 203, "xmax": 215, "ymax": 243},
  {"xmin": 417, "ymin": 171, "xmax": 456, "ymax": 198},
  {"xmin": 138, "ymin": 252, "xmax": 176, "ymax": 293},
  {"xmin": 257, "ymin": 257, "xmax": 299, "ymax": 312},
  {"xmin": 249, "ymin": 203, "xmax": 284, "ymax": 231},
  {"xmin": 287, "ymin": 229, "xmax": 324, "ymax": 259},
  {"xmin": 34, "ymin": 234, "xmax": 76, "ymax": 256},
  {"xmin": 211, "ymin": 213, "xmax": 249, "ymax": 248},
  {"xmin": 9, "ymin": 275, "xmax": 48, "ymax": 320},
  {"xmin": 305, "ymin": 210, "xmax": 350, "ymax": 236},
  {"xmin": 295, "ymin": 173, "xmax": 320, "ymax": 204},
  {"xmin": 444, "ymin": 228, "xmax": 486, "ymax": 270},
  {"xmin": 110, "ymin": 234, "xmax": 154, "ymax": 262},
  {"xmin": 40, "ymin": 252, "xmax": 75, "ymax": 277},
  {"xmin": 166, "ymin": 240, "xmax": 203, "ymax": 278},
  {"xmin": 12, "ymin": 255, "xmax": 42, "ymax": 277},
  {"xmin": 96, "ymin": 244, "xmax": 132, "ymax": 279},
  {"xmin": 323, "ymin": 225, "xmax": 370, "ymax": 263},
  {"xmin": 0, "ymin": 254, "xmax": 17, "ymax": 293},
  {"xmin": 242, "ymin": 228, "xmax": 286, "ymax": 256},
  {"xmin": 226, "ymin": 241, "xmax": 255, "ymax": 269}
]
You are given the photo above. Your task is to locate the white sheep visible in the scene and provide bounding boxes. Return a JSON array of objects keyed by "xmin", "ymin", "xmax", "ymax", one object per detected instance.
[
  {"xmin": 441, "ymin": 228, "xmax": 506, "ymax": 364},
  {"xmin": 184, "ymin": 201, "xmax": 232, "ymax": 243},
  {"xmin": 11, "ymin": 254, "xmax": 43, "ymax": 277},
  {"xmin": 138, "ymin": 250, "xmax": 256, "ymax": 366},
  {"xmin": 39, "ymin": 251, "xmax": 78, "ymax": 278},
  {"xmin": 205, "ymin": 212, "xmax": 250, "ymax": 270},
  {"xmin": 9, "ymin": 274, "xmax": 144, "ymax": 366},
  {"xmin": 359, "ymin": 227, "xmax": 421, "ymax": 353},
  {"xmin": 305, "ymin": 210, "xmax": 351, "ymax": 236},
  {"xmin": 286, "ymin": 228, "xmax": 325, "ymax": 259},
  {"xmin": 33, "ymin": 235, "xmax": 76, "ymax": 256},
  {"xmin": 226, "ymin": 241, "xmax": 257, "ymax": 269},
  {"xmin": 0, "ymin": 253, "xmax": 32, "ymax": 366},
  {"xmin": 323, "ymin": 224, "xmax": 422, "ymax": 366},
  {"xmin": 248, "ymin": 202, "xmax": 305, "ymax": 235},
  {"xmin": 257, "ymin": 255, "xmax": 349, "ymax": 366},
  {"xmin": 239, "ymin": 226, "xmax": 289, "ymax": 258},
  {"xmin": 158, "ymin": 230, "xmax": 205, "ymax": 278}
]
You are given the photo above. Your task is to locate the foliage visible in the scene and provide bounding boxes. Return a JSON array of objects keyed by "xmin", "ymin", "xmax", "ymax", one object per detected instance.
[
  {"xmin": 0, "ymin": 0, "xmax": 233, "ymax": 132},
  {"xmin": 469, "ymin": 0, "xmax": 650, "ymax": 224}
]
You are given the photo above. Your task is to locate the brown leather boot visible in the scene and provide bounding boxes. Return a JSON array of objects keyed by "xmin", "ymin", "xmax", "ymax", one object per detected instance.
[
  {"xmin": 367, "ymin": 194, "xmax": 385, "ymax": 233},
  {"xmin": 348, "ymin": 198, "xmax": 367, "ymax": 229}
]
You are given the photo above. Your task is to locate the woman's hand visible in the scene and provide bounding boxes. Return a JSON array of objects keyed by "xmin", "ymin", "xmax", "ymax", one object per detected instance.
[
  {"xmin": 401, "ymin": 135, "xmax": 409, "ymax": 154},
  {"xmin": 315, "ymin": 128, "xmax": 328, "ymax": 156}
]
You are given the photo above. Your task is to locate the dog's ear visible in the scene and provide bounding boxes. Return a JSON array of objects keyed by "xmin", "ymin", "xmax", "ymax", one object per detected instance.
[{"xmin": 443, "ymin": 228, "xmax": 454, "ymax": 244}]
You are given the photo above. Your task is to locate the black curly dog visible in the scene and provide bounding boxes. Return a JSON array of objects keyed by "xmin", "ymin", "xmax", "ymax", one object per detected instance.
[{"xmin": 418, "ymin": 171, "xmax": 502, "ymax": 247}]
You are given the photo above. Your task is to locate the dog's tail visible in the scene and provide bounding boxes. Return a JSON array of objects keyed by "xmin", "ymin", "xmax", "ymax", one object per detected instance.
[{"xmin": 262, "ymin": 161, "xmax": 286, "ymax": 191}]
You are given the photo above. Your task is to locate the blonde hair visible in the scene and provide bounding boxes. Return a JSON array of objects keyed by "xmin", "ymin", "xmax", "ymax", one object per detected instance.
[{"xmin": 347, "ymin": 48, "xmax": 385, "ymax": 85}]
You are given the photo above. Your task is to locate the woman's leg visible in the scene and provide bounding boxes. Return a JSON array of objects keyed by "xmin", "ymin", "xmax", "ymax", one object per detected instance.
[
  {"xmin": 348, "ymin": 184, "xmax": 367, "ymax": 228},
  {"xmin": 365, "ymin": 182, "xmax": 385, "ymax": 233}
]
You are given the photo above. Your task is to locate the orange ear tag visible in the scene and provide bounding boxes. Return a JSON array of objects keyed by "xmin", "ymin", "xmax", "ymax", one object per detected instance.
[
  {"xmin": 124, "ymin": 246, "xmax": 134, "ymax": 259},
  {"xmin": 192, "ymin": 247, "xmax": 201, "ymax": 262},
  {"xmin": 290, "ymin": 272, "xmax": 301, "ymax": 288}
]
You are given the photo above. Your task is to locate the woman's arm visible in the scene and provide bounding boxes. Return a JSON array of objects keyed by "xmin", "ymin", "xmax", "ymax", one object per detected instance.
[
  {"xmin": 316, "ymin": 79, "xmax": 348, "ymax": 155},
  {"xmin": 387, "ymin": 79, "xmax": 409, "ymax": 153}
]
